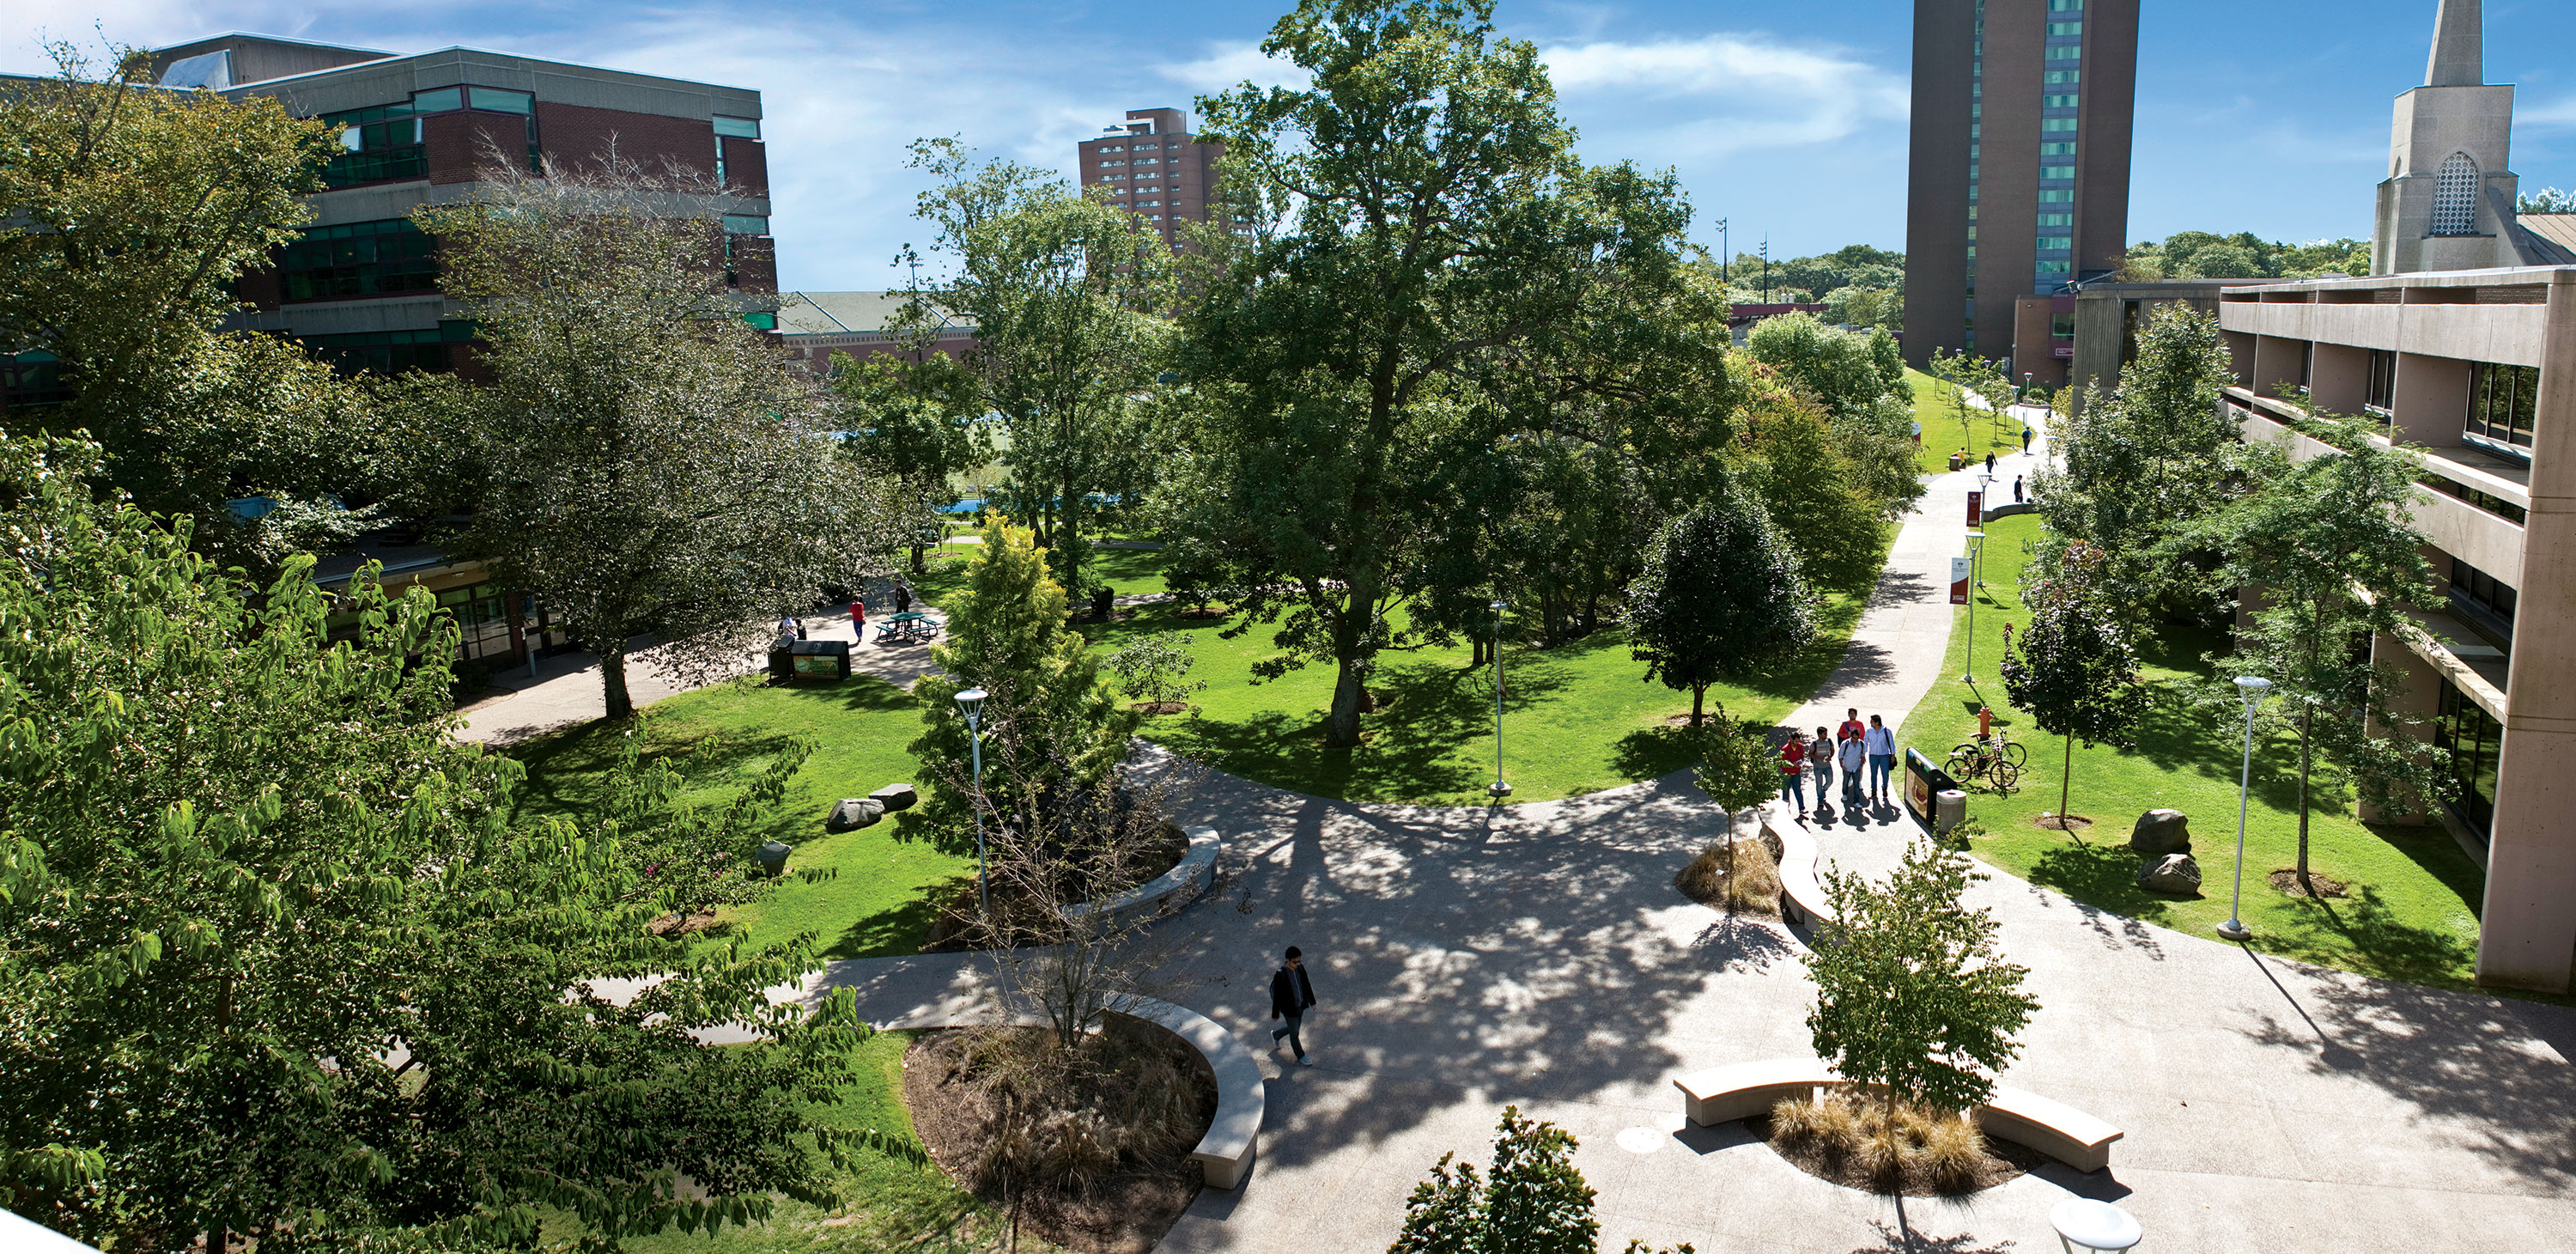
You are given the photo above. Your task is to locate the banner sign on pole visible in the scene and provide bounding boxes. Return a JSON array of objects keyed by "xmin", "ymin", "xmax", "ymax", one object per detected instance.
[
  {"xmin": 1949, "ymin": 557, "xmax": 1971, "ymax": 606},
  {"xmin": 1965, "ymin": 490, "xmax": 1984, "ymax": 527}
]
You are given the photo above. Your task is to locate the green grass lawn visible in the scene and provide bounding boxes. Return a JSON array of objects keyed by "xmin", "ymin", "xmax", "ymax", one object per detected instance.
[
  {"xmin": 1907, "ymin": 367, "xmax": 2025, "ymax": 476},
  {"xmin": 1080, "ymin": 550, "xmax": 1882, "ymax": 806},
  {"xmin": 1900, "ymin": 513, "xmax": 2504, "ymax": 994},
  {"xmin": 505, "ymin": 679, "xmax": 975, "ymax": 959},
  {"xmin": 600, "ymin": 1030, "xmax": 1033, "ymax": 1254}
]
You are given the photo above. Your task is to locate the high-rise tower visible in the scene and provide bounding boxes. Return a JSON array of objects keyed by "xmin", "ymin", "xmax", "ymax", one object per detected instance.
[{"xmin": 1901, "ymin": 0, "xmax": 2138, "ymax": 374}]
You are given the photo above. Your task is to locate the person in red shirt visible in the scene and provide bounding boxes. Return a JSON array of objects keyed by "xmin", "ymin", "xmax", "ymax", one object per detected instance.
[
  {"xmin": 1838, "ymin": 708, "xmax": 1867, "ymax": 745},
  {"xmin": 1778, "ymin": 731, "xmax": 1810, "ymax": 818},
  {"xmin": 849, "ymin": 597, "xmax": 866, "ymax": 639}
]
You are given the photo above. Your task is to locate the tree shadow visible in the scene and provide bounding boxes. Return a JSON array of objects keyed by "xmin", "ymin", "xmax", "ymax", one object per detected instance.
[
  {"xmin": 2260, "ymin": 885, "xmax": 2478, "ymax": 989},
  {"xmin": 826, "ymin": 875, "xmax": 975, "ymax": 960}
]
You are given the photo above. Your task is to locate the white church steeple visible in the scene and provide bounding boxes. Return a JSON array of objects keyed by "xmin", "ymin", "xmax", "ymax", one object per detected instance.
[{"xmin": 2373, "ymin": 0, "xmax": 2541, "ymax": 274}]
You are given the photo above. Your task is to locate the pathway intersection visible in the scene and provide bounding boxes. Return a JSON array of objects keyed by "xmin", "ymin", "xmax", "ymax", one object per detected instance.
[{"xmin": 484, "ymin": 408, "xmax": 2576, "ymax": 1251}]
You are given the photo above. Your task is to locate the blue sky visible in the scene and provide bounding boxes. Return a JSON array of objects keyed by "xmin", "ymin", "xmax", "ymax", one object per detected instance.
[{"xmin": 13, "ymin": 1, "xmax": 2576, "ymax": 291}]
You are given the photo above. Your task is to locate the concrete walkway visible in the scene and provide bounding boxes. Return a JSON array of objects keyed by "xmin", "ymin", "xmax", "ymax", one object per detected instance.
[{"xmin": 778, "ymin": 401, "xmax": 2576, "ymax": 1252}]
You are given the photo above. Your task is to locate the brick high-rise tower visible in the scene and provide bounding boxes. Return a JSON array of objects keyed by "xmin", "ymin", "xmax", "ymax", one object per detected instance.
[
  {"xmin": 1076, "ymin": 107, "xmax": 1226, "ymax": 247},
  {"xmin": 1902, "ymin": 0, "xmax": 2137, "ymax": 375}
]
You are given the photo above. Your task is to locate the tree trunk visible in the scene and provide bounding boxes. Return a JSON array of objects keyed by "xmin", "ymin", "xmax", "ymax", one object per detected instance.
[
  {"xmin": 1325, "ymin": 587, "xmax": 1376, "ymax": 749},
  {"xmin": 2061, "ymin": 732, "xmax": 2075, "ymax": 831},
  {"xmin": 1691, "ymin": 684, "xmax": 1706, "ymax": 727},
  {"xmin": 910, "ymin": 541, "xmax": 927, "ymax": 575},
  {"xmin": 601, "ymin": 648, "xmax": 634, "ymax": 720}
]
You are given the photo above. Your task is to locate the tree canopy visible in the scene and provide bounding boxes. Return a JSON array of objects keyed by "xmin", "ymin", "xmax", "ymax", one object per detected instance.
[
  {"xmin": 1625, "ymin": 480, "xmax": 1814, "ymax": 726},
  {"xmin": 1999, "ymin": 541, "xmax": 2149, "ymax": 825},
  {"xmin": 2121, "ymin": 231, "xmax": 2370, "ymax": 282},
  {"xmin": 0, "ymin": 435, "xmax": 867, "ymax": 1252}
]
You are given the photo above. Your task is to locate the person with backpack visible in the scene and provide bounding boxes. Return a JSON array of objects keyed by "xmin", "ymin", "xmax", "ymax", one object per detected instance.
[
  {"xmin": 1807, "ymin": 726, "xmax": 1836, "ymax": 813},
  {"xmin": 1838, "ymin": 727, "xmax": 1867, "ymax": 807},
  {"xmin": 1269, "ymin": 947, "xmax": 1317, "ymax": 1066},
  {"xmin": 1865, "ymin": 714, "xmax": 1899, "ymax": 803}
]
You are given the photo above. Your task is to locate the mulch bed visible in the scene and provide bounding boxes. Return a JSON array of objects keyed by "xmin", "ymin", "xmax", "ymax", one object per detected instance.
[
  {"xmin": 2269, "ymin": 867, "xmax": 2352, "ymax": 898},
  {"xmin": 1130, "ymin": 701, "xmax": 1193, "ymax": 715},
  {"xmin": 904, "ymin": 1026, "xmax": 1212, "ymax": 1254},
  {"xmin": 2032, "ymin": 813, "xmax": 2093, "ymax": 832},
  {"xmin": 1752, "ymin": 1111, "xmax": 2044, "ymax": 1197}
]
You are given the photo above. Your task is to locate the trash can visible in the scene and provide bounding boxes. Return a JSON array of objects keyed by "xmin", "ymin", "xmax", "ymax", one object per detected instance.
[
  {"xmin": 1935, "ymin": 788, "xmax": 1968, "ymax": 835},
  {"xmin": 788, "ymin": 638, "xmax": 852, "ymax": 680},
  {"xmin": 755, "ymin": 839, "xmax": 792, "ymax": 877},
  {"xmin": 768, "ymin": 638, "xmax": 795, "ymax": 679}
]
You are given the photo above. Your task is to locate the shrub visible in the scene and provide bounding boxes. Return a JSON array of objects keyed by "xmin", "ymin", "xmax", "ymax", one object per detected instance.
[{"xmin": 1674, "ymin": 837, "xmax": 1780, "ymax": 916}]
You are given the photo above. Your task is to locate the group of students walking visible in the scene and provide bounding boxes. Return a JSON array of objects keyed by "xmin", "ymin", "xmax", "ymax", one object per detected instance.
[{"xmin": 1777, "ymin": 707, "xmax": 1899, "ymax": 819}]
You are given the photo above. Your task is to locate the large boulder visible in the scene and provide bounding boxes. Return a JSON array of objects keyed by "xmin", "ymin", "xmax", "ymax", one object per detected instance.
[
  {"xmin": 825, "ymin": 797, "xmax": 885, "ymax": 832},
  {"xmin": 2136, "ymin": 853, "xmax": 2203, "ymax": 896},
  {"xmin": 870, "ymin": 783, "xmax": 919, "ymax": 813},
  {"xmin": 2129, "ymin": 808, "xmax": 2192, "ymax": 856}
]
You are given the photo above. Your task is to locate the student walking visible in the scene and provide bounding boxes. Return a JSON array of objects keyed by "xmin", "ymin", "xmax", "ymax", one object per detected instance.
[
  {"xmin": 893, "ymin": 581, "xmax": 914, "ymax": 615},
  {"xmin": 2021, "ymin": 426, "xmax": 2033, "ymax": 454},
  {"xmin": 1865, "ymin": 714, "xmax": 1899, "ymax": 802},
  {"xmin": 1984, "ymin": 450, "xmax": 1997, "ymax": 476},
  {"xmin": 1838, "ymin": 707, "xmax": 1866, "ymax": 746},
  {"xmin": 2014, "ymin": 475, "xmax": 2025, "ymax": 503},
  {"xmin": 1269, "ymin": 947, "xmax": 1317, "ymax": 1066},
  {"xmin": 1779, "ymin": 732, "xmax": 1810, "ymax": 818},
  {"xmin": 1838, "ymin": 730, "xmax": 1867, "ymax": 807},
  {"xmin": 849, "ymin": 597, "xmax": 866, "ymax": 635},
  {"xmin": 1807, "ymin": 726, "xmax": 1836, "ymax": 810}
]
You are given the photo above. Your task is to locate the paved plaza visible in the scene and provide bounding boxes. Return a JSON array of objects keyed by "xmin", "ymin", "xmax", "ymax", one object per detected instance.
[{"xmin": 478, "ymin": 411, "xmax": 2576, "ymax": 1251}]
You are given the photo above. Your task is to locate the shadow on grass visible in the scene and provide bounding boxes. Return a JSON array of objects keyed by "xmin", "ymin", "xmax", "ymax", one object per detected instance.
[
  {"xmin": 826, "ymin": 874, "xmax": 974, "ymax": 959},
  {"xmin": 2026, "ymin": 841, "xmax": 2187, "ymax": 922},
  {"xmin": 2266, "ymin": 885, "xmax": 2478, "ymax": 988}
]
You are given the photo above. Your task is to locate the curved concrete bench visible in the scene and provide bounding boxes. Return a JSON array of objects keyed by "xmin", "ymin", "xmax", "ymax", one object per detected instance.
[
  {"xmin": 1674, "ymin": 1061, "xmax": 2124, "ymax": 1174},
  {"xmin": 1763, "ymin": 806, "xmax": 1835, "ymax": 927},
  {"xmin": 1106, "ymin": 996, "xmax": 1266, "ymax": 1190},
  {"xmin": 1675, "ymin": 1058, "xmax": 1840, "ymax": 1127},
  {"xmin": 1061, "ymin": 826, "xmax": 1220, "ymax": 928}
]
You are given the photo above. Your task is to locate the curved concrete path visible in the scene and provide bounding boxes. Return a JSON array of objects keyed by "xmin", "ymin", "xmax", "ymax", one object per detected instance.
[{"xmin": 532, "ymin": 403, "xmax": 2576, "ymax": 1250}]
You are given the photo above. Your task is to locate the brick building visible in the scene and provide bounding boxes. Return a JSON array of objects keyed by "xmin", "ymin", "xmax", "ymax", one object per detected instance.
[
  {"xmin": 119, "ymin": 33, "xmax": 779, "ymax": 671},
  {"xmin": 146, "ymin": 33, "xmax": 777, "ymax": 375},
  {"xmin": 1075, "ymin": 107, "xmax": 1230, "ymax": 247}
]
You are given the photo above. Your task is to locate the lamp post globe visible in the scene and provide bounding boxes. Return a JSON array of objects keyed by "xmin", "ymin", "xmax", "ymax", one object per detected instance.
[
  {"xmin": 2217, "ymin": 675, "xmax": 2272, "ymax": 941},
  {"xmin": 956, "ymin": 688, "xmax": 991, "ymax": 924},
  {"xmin": 1488, "ymin": 600, "xmax": 1511, "ymax": 798}
]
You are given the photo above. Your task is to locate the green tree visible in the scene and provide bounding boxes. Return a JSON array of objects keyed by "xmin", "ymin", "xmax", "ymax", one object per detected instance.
[
  {"xmin": 0, "ymin": 42, "xmax": 362, "ymax": 566},
  {"xmin": 1806, "ymin": 840, "xmax": 2038, "ymax": 1122},
  {"xmin": 415, "ymin": 154, "xmax": 894, "ymax": 720},
  {"xmin": 0, "ymin": 435, "xmax": 867, "ymax": 1252},
  {"xmin": 1389, "ymin": 1106, "xmax": 1693, "ymax": 1254},
  {"xmin": 1626, "ymin": 481, "xmax": 1813, "ymax": 726},
  {"xmin": 1693, "ymin": 715, "xmax": 1789, "ymax": 815},
  {"xmin": 908, "ymin": 517, "xmax": 1138, "ymax": 847},
  {"xmin": 2035, "ymin": 302, "xmax": 2242, "ymax": 629},
  {"xmin": 900, "ymin": 138, "xmax": 1169, "ymax": 595},
  {"xmin": 1998, "ymin": 541, "xmax": 2150, "ymax": 828},
  {"xmin": 1170, "ymin": 0, "xmax": 1716, "ymax": 746},
  {"xmin": 1105, "ymin": 630, "xmax": 1207, "ymax": 711},
  {"xmin": 832, "ymin": 349, "xmax": 993, "ymax": 574},
  {"xmin": 2205, "ymin": 422, "xmax": 2450, "ymax": 890},
  {"xmin": 1745, "ymin": 311, "xmax": 1893, "ymax": 418},
  {"xmin": 1735, "ymin": 385, "xmax": 1885, "ymax": 591},
  {"xmin": 1926, "ymin": 348, "xmax": 2015, "ymax": 460}
]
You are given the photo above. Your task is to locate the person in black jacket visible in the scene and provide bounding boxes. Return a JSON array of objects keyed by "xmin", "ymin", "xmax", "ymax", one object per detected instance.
[{"xmin": 1268, "ymin": 946, "xmax": 1317, "ymax": 1066}]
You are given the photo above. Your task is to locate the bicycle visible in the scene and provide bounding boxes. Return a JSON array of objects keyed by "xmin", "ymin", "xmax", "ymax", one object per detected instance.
[{"xmin": 1946, "ymin": 728, "xmax": 2026, "ymax": 794}]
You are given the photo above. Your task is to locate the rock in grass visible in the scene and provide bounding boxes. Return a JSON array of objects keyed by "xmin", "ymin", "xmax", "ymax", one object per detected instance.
[
  {"xmin": 870, "ymin": 783, "xmax": 919, "ymax": 813},
  {"xmin": 826, "ymin": 797, "xmax": 885, "ymax": 832},
  {"xmin": 2129, "ymin": 808, "xmax": 2191, "ymax": 856},
  {"xmin": 2136, "ymin": 853, "xmax": 2202, "ymax": 895}
]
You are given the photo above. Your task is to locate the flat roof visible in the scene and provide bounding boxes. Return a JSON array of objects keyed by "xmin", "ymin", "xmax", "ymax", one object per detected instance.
[{"xmin": 202, "ymin": 40, "xmax": 760, "ymax": 99}]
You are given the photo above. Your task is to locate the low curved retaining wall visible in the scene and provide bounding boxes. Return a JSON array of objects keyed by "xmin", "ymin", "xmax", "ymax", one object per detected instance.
[
  {"xmin": 1674, "ymin": 1061, "xmax": 2124, "ymax": 1173},
  {"xmin": 1764, "ymin": 806, "xmax": 1835, "ymax": 927},
  {"xmin": 1061, "ymin": 825, "xmax": 1220, "ymax": 928},
  {"xmin": 886, "ymin": 993, "xmax": 1266, "ymax": 1191}
]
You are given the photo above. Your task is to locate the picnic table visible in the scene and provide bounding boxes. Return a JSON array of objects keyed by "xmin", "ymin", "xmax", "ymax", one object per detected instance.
[{"xmin": 876, "ymin": 611, "xmax": 939, "ymax": 643}]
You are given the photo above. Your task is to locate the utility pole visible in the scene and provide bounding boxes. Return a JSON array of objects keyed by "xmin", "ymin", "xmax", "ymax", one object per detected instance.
[
  {"xmin": 1760, "ymin": 235, "xmax": 1771, "ymax": 303},
  {"xmin": 1718, "ymin": 218, "xmax": 1729, "ymax": 288}
]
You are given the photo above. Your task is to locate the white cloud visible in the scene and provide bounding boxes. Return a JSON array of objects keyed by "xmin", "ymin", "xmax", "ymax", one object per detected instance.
[
  {"xmin": 1540, "ymin": 33, "xmax": 1906, "ymax": 158},
  {"xmin": 2518, "ymin": 94, "xmax": 2576, "ymax": 130},
  {"xmin": 1154, "ymin": 40, "xmax": 1309, "ymax": 93}
]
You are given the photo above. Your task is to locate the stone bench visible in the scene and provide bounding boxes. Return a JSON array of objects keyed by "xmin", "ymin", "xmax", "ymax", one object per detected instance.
[
  {"xmin": 1762, "ymin": 806, "xmax": 1835, "ymax": 927},
  {"xmin": 1061, "ymin": 826, "xmax": 1220, "ymax": 928},
  {"xmin": 1676, "ymin": 1062, "xmax": 2124, "ymax": 1174},
  {"xmin": 1108, "ymin": 997, "xmax": 1266, "ymax": 1190},
  {"xmin": 1975, "ymin": 1085, "xmax": 2124, "ymax": 1173},
  {"xmin": 1674, "ymin": 1058, "xmax": 1841, "ymax": 1127}
]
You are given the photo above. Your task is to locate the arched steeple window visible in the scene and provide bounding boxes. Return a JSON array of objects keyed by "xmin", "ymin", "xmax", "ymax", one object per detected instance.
[{"xmin": 2433, "ymin": 151, "xmax": 2480, "ymax": 235}]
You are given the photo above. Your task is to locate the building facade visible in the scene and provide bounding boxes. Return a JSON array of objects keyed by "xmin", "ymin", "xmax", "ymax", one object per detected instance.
[
  {"xmin": 1902, "ymin": 0, "xmax": 2137, "ymax": 385},
  {"xmin": 1076, "ymin": 107, "xmax": 1229, "ymax": 247},
  {"xmin": 146, "ymin": 33, "xmax": 777, "ymax": 374},
  {"xmin": 2215, "ymin": 267, "xmax": 2576, "ymax": 993},
  {"xmin": 2370, "ymin": 0, "xmax": 2570, "ymax": 276}
]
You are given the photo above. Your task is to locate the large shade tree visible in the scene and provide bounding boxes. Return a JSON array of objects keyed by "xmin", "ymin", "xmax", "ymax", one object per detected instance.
[
  {"xmin": 898, "ymin": 139, "xmax": 1170, "ymax": 595},
  {"xmin": 0, "ymin": 42, "xmax": 364, "ymax": 568},
  {"xmin": 1625, "ymin": 479, "xmax": 1814, "ymax": 727},
  {"xmin": 415, "ymin": 154, "xmax": 896, "ymax": 719},
  {"xmin": 1163, "ymin": 0, "xmax": 1722, "ymax": 748},
  {"xmin": 0, "ymin": 435, "xmax": 868, "ymax": 1252}
]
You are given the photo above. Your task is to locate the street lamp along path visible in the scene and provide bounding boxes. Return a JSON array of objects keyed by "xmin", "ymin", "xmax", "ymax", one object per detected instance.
[
  {"xmin": 956, "ymin": 687, "xmax": 991, "ymax": 925},
  {"xmin": 2217, "ymin": 675, "xmax": 2272, "ymax": 942}
]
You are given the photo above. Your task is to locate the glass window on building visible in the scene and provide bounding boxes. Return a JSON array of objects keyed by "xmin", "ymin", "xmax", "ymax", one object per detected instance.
[
  {"xmin": 439, "ymin": 582, "xmax": 520, "ymax": 663},
  {"xmin": 299, "ymin": 323, "xmax": 473, "ymax": 377},
  {"xmin": 2433, "ymin": 679, "xmax": 2499, "ymax": 841},
  {"xmin": 714, "ymin": 116, "xmax": 761, "ymax": 139},
  {"xmin": 2366, "ymin": 349, "xmax": 2397, "ymax": 415},
  {"xmin": 3, "ymin": 350, "xmax": 72, "ymax": 409},
  {"xmin": 2447, "ymin": 555, "xmax": 2518, "ymax": 648},
  {"xmin": 2464, "ymin": 361, "xmax": 2538, "ymax": 451},
  {"xmin": 278, "ymin": 218, "xmax": 439, "ymax": 301}
]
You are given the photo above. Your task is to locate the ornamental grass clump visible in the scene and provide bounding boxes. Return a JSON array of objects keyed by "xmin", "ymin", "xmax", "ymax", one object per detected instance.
[
  {"xmin": 1674, "ymin": 837, "xmax": 1781, "ymax": 916},
  {"xmin": 1766, "ymin": 1091, "xmax": 1996, "ymax": 1196}
]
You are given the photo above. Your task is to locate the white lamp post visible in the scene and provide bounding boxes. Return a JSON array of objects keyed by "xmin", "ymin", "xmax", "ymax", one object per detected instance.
[
  {"xmin": 2218, "ymin": 675, "xmax": 2272, "ymax": 941},
  {"xmin": 956, "ymin": 687, "xmax": 991, "ymax": 924},
  {"xmin": 1960, "ymin": 530, "xmax": 1984, "ymax": 682},
  {"xmin": 1488, "ymin": 600, "xmax": 1511, "ymax": 798}
]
